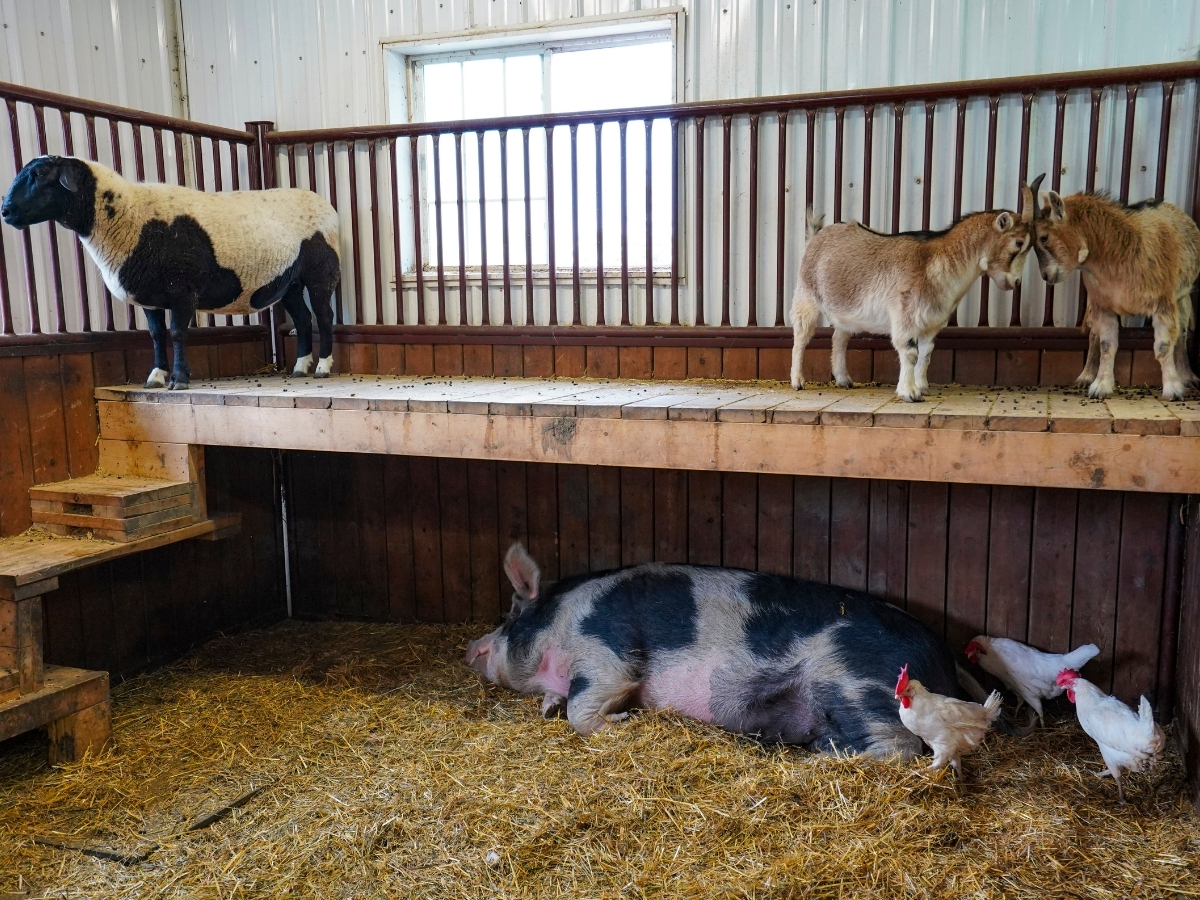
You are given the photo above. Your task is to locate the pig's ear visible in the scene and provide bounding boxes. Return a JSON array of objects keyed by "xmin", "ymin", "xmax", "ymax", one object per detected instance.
[{"xmin": 503, "ymin": 542, "xmax": 541, "ymax": 608}]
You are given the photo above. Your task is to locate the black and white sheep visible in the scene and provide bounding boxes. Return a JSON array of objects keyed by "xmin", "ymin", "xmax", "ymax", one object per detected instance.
[{"xmin": 1, "ymin": 156, "xmax": 340, "ymax": 389}]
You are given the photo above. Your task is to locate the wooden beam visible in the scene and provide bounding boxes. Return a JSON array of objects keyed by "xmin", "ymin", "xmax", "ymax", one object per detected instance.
[{"xmin": 0, "ymin": 666, "xmax": 108, "ymax": 743}]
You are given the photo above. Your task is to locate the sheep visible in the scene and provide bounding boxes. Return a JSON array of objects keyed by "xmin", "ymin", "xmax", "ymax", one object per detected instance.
[
  {"xmin": 1028, "ymin": 182, "xmax": 1200, "ymax": 400},
  {"xmin": 789, "ymin": 189, "xmax": 1036, "ymax": 402},
  {"xmin": 1, "ymin": 155, "xmax": 340, "ymax": 389}
]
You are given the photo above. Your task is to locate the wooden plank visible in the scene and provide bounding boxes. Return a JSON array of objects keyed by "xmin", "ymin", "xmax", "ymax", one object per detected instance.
[
  {"xmin": 452, "ymin": 380, "xmax": 593, "ymax": 416},
  {"xmin": 756, "ymin": 473, "xmax": 793, "ymax": 576},
  {"xmin": 669, "ymin": 389, "xmax": 768, "ymax": 423},
  {"xmin": 996, "ymin": 349, "xmax": 1040, "ymax": 387},
  {"xmin": 31, "ymin": 503, "xmax": 195, "ymax": 533},
  {"xmin": 30, "ymin": 475, "xmax": 192, "ymax": 507},
  {"xmin": 586, "ymin": 346, "xmax": 619, "ymax": 379},
  {"xmin": 518, "ymin": 462, "xmax": 550, "ymax": 583},
  {"xmin": 1172, "ymin": 401, "xmax": 1200, "ymax": 437},
  {"xmin": 1047, "ymin": 391, "xmax": 1113, "ymax": 434},
  {"xmin": 284, "ymin": 451, "xmax": 324, "ymax": 618},
  {"xmin": 588, "ymin": 466, "xmax": 621, "ymax": 571},
  {"xmin": 829, "ymin": 477, "xmax": 869, "ymax": 591},
  {"xmin": 1040, "ymin": 350, "xmax": 1085, "ymax": 386},
  {"xmin": 382, "ymin": 455, "xmax": 416, "ymax": 623},
  {"xmin": 653, "ymin": 468, "xmax": 687, "ymax": 564},
  {"xmin": 653, "ymin": 347, "xmax": 687, "ymax": 380},
  {"xmin": 758, "ymin": 348, "xmax": 791, "ymax": 383},
  {"xmin": 409, "ymin": 456, "xmax": 444, "ymax": 622},
  {"xmin": 618, "ymin": 347, "xmax": 653, "ymax": 379},
  {"xmin": 1071, "ymin": 491, "xmax": 1123, "ymax": 691},
  {"xmin": 687, "ymin": 347, "xmax": 722, "ymax": 379},
  {"xmin": 74, "ymin": 564, "xmax": 114, "ymax": 673},
  {"xmin": 928, "ymin": 391, "xmax": 997, "ymax": 430},
  {"xmin": 620, "ymin": 467, "xmax": 654, "ymax": 567},
  {"xmin": 1106, "ymin": 395, "xmax": 1180, "ymax": 436},
  {"xmin": 1027, "ymin": 488, "xmax": 1078, "ymax": 654},
  {"xmin": 355, "ymin": 454, "xmax": 391, "ymax": 621},
  {"xmin": 819, "ymin": 389, "xmax": 896, "ymax": 427},
  {"xmin": 1111, "ymin": 492, "xmax": 1169, "ymax": 705},
  {"xmin": 954, "ymin": 349, "xmax": 997, "ymax": 386},
  {"xmin": 723, "ymin": 347, "xmax": 758, "ymax": 380},
  {"xmin": 714, "ymin": 392, "xmax": 790, "ymax": 424},
  {"xmin": 688, "ymin": 470, "xmax": 722, "ymax": 566},
  {"xmin": 438, "ymin": 458, "xmax": 471, "ymax": 623},
  {"xmin": 985, "ymin": 485, "xmax": 1034, "ymax": 641},
  {"xmin": 492, "ymin": 346, "xmax": 524, "ymax": 377},
  {"xmin": 405, "ymin": 344, "xmax": 435, "ymax": 375},
  {"xmin": 987, "ymin": 390, "xmax": 1049, "ymax": 432},
  {"xmin": 524, "ymin": 346, "xmax": 555, "ymax": 378},
  {"xmin": 770, "ymin": 391, "xmax": 840, "ymax": 424},
  {"xmin": 535, "ymin": 382, "xmax": 674, "ymax": 419},
  {"xmin": 553, "ymin": 346, "xmax": 586, "ymax": 377},
  {"xmin": 349, "ymin": 343, "xmax": 378, "ymax": 375},
  {"xmin": 793, "ymin": 476, "xmax": 830, "ymax": 583},
  {"xmin": 867, "ymin": 479, "xmax": 908, "ymax": 604},
  {"xmin": 91, "ymin": 350, "xmax": 127, "ymax": 388},
  {"xmin": 47, "ymin": 698, "xmax": 112, "ymax": 764},
  {"xmin": 944, "ymin": 483, "xmax": 991, "ymax": 653},
  {"xmin": 378, "ymin": 344, "xmax": 406, "ymax": 376},
  {"xmin": 558, "ymin": 464, "xmax": 590, "ymax": 577},
  {"xmin": 0, "ymin": 666, "xmax": 108, "ymax": 743},
  {"xmin": 872, "ymin": 350, "xmax": 900, "ymax": 386},
  {"xmin": 433, "ymin": 345, "xmax": 464, "ymax": 376},
  {"xmin": 620, "ymin": 386, "xmax": 726, "ymax": 421},
  {"xmin": 906, "ymin": 481, "xmax": 949, "ymax": 638},
  {"xmin": 721, "ymin": 472, "xmax": 758, "ymax": 570},
  {"xmin": 32, "ymin": 492, "xmax": 195, "ymax": 520},
  {"xmin": 60, "ymin": 354, "xmax": 100, "ymax": 479},
  {"xmin": 846, "ymin": 348, "xmax": 874, "ymax": 384},
  {"xmin": 467, "ymin": 460, "xmax": 501, "ymax": 622},
  {"xmin": 108, "ymin": 554, "xmax": 145, "ymax": 673},
  {"xmin": 873, "ymin": 395, "xmax": 942, "ymax": 429},
  {"xmin": 0, "ymin": 357, "xmax": 34, "ymax": 538}
]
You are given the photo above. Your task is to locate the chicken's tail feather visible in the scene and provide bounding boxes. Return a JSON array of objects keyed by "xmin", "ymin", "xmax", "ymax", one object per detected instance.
[
  {"xmin": 1064, "ymin": 643, "xmax": 1101, "ymax": 670},
  {"xmin": 983, "ymin": 690, "xmax": 1002, "ymax": 721}
]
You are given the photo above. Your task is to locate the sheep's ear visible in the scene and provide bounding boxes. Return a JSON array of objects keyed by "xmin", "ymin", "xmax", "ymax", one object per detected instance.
[
  {"xmin": 58, "ymin": 163, "xmax": 81, "ymax": 192},
  {"xmin": 503, "ymin": 542, "xmax": 541, "ymax": 610},
  {"xmin": 1044, "ymin": 190, "xmax": 1066, "ymax": 222},
  {"xmin": 994, "ymin": 211, "xmax": 1014, "ymax": 231}
]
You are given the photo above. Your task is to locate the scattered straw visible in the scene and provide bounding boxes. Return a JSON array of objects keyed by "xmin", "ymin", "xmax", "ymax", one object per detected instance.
[{"xmin": 1, "ymin": 621, "xmax": 1196, "ymax": 898}]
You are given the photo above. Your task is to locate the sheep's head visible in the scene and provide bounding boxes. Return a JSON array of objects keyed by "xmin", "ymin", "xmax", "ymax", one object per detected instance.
[
  {"xmin": 2, "ymin": 156, "xmax": 96, "ymax": 235},
  {"xmin": 1027, "ymin": 182, "xmax": 1089, "ymax": 285},
  {"xmin": 979, "ymin": 208, "xmax": 1033, "ymax": 292}
]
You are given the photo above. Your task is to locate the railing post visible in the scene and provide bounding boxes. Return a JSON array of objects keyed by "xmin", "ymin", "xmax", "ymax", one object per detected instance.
[{"xmin": 246, "ymin": 121, "xmax": 281, "ymax": 368}]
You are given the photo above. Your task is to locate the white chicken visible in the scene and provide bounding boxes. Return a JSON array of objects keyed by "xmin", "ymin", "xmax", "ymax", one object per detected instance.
[
  {"xmin": 1057, "ymin": 669, "xmax": 1165, "ymax": 804},
  {"xmin": 965, "ymin": 636, "xmax": 1100, "ymax": 726},
  {"xmin": 894, "ymin": 664, "xmax": 1002, "ymax": 780}
]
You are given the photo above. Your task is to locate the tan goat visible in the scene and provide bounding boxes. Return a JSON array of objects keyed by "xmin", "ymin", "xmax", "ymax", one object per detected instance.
[
  {"xmin": 1030, "ymin": 185, "xmax": 1200, "ymax": 400},
  {"xmin": 790, "ymin": 201, "xmax": 1034, "ymax": 402}
]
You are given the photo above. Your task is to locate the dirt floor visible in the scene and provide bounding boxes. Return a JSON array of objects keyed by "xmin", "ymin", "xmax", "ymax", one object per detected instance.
[{"xmin": 0, "ymin": 620, "xmax": 1196, "ymax": 899}]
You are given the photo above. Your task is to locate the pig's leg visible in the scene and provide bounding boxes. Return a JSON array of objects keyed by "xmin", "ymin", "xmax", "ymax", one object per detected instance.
[
  {"xmin": 565, "ymin": 670, "xmax": 637, "ymax": 738},
  {"xmin": 541, "ymin": 693, "xmax": 567, "ymax": 719}
]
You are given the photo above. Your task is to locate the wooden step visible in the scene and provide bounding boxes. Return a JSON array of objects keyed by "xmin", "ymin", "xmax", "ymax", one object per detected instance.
[{"xmin": 29, "ymin": 475, "xmax": 198, "ymax": 542}]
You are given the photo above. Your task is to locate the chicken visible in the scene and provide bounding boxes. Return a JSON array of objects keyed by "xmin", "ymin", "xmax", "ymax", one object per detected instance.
[
  {"xmin": 964, "ymin": 636, "xmax": 1100, "ymax": 726},
  {"xmin": 1057, "ymin": 669, "xmax": 1165, "ymax": 804},
  {"xmin": 894, "ymin": 664, "xmax": 1002, "ymax": 779}
]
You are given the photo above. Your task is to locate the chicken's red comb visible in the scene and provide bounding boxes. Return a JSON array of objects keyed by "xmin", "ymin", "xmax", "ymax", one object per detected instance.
[
  {"xmin": 1055, "ymin": 669, "xmax": 1079, "ymax": 688},
  {"xmin": 964, "ymin": 640, "xmax": 985, "ymax": 657},
  {"xmin": 894, "ymin": 664, "xmax": 910, "ymax": 697}
]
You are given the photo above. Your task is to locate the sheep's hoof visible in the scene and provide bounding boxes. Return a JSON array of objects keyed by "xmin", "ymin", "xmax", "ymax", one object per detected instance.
[
  {"xmin": 167, "ymin": 375, "xmax": 190, "ymax": 391},
  {"xmin": 292, "ymin": 354, "xmax": 314, "ymax": 376},
  {"xmin": 145, "ymin": 368, "xmax": 168, "ymax": 389},
  {"xmin": 314, "ymin": 356, "xmax": 334, "ymax": 378}
]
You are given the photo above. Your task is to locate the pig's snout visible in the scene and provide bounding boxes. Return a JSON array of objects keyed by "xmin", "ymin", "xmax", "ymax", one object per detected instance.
[{"xmin": 464, "ymin": 635, "xmax": 493, "ymax": 678}]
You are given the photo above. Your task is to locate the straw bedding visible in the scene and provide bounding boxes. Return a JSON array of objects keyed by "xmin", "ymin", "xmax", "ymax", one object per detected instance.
[{"xmin": 0, "ymin": 620, "xmax": 1196, "ymax": 899}]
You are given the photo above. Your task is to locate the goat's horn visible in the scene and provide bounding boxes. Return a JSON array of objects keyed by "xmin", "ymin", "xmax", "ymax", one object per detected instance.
[{"xmin": 1025, "ymin": 173, "xmax": 1046, "ymax": 218}]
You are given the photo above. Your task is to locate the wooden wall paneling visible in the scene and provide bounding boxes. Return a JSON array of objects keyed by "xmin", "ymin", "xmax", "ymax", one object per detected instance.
[
  {"xmin": 60, "ymin": 353, "xmax": 99, "ymax": 477},
  {"xmin": 793, "ymin": 476, "xmax": 831, "ymax": 583},
  {"xmin": 241, "ymin": 336, "xmax": 270, "ymax": 373},
  {"xmin": 1111, "ymin": 350, "xmax": 1133, "ymax": 386},
  {"xmin": 378, "ymin": 343, "xmax": 406, "ymax": 375},
  {"xmin": 208, "ymin": 446, "xmax": 243, "ymax": 635},
  {"xmin": 588, "ymin": 466, "xmax": 621, "ymax": 571},
  {"xmin": 0, "ymin": 357, "xmax": 34, "ymax": 537},
  {"xmin": 721, "ymin": 472, "xmax": 758, "ymax": 570},
  {"xmin": 503, "ymin": 462, "xmax": 537, "ymax": 584},
  {"xmin": 166, "ymin": 517, "xmax": 202, "ymax": 655},
  {"xmin": 845, "ymin": 349, "xmax": 873, "ymax": 384},
  {"xmin": 800, "ymin": 348, "xmax": 833, "ymax": 385},
  {"xmin": 1175, "ymin": 496, "xmax": 1200, "ymax": 808},
  {"xmin": 1111, "ymin": 492, "xmax": 1169, "ymax": 706},
  {"xmin": 871, "ymin": 350, "xmax": 900, "ymax": 385},
  {"xmin": 256, "ymin": 450, "xmax": 286, "ymax": 624},
  {"xmin": 1040, "ymin": 351, "xmax": 1085, "ymax": 386},
  {"xmin": 553, "ymin": 346, "xmax": 586, "ymax": 377},
  {"xmin": 1070, "ymin": 491, "xmax": 1124, "ymax": 691},
  {"xmin": 687, "ymin": 347, "xmax": 721, "ymax": 379},
  {"xmin": 944, "ymin": 483, "xmax": 992, "ymax": 653},
  {"xmin": 757, "ymin": 348, "xmax": 790, "ymax": 383},
  {"xmin": 906, "ymin": 481, "xmax": 950, "ymax": 637},
  {"xmin": 1027, "ymin": 488, "xmax": 1079, "ymax": 653},
  {"xmin": 126, "ymin": 348, "xmax": 155, "ymax": 382},
  {"xmin": 332, "ymin": 342, "xmax": 351, "ymax": 376},
  {"xmin": 22, "ymin": 354, "xmax": 70, "ymax": 485},
  {"xmin": 434, "ymin": 345, "xmax": 465, "ymax": 376},
  {"xmin": 997, "ymin": 350, "xmax": 1039, "ymax": 386},
  {"xmin": 558, "ymin": 464, "xmax": 590, "ymax": 577},
  {"xmin": 467, "ymin": 460, "xmax": 501, "ymax": 622},
  {"xmin": 620, "ymin": 467, "xmax": 655, "ymax": 566},
  {"xmin": 75, "ymin": 565, "xmax": 115, "ymax": 673},
  {"xmin": 985, "ymin": 485, "xmax": 1034, "ymax": 641},
  {"xmin": 653, "ymin": 468, "xmax": 688, "ymax": 563},
  {"xmin": 349, "ymin": 343, "xmax": 378, "ymax": 375},
  {"xmin": 327, "ymin": 451, "xmax": 363, "ymax": 618},
  {"xmin": 438, "ymin": 458, "xmax": 472, "ymax": 622},
  {"xmin": 586, "ymin": 346, "xmax": 619, "ymax": 378},
  {"xmin": 687, "ymin": 470, "xmax": 722, "ymax": 565},
  {"xmin": 405, "ymin": 344, "xmax": 434, "ymax": 375},
  {"xmin": 926, "ymin": 349, "xmax": 954, "ymax": 385},
  {"xmin": 493, "ymin": 345, "xmax": 523, "ymax": 377},
  {"xmin": 91, "ymin": 349, "xmax": 127, "ymax": 387},
  {"xmin": 141, "ymin": 544, "xmax": 176, "ymax": 668},
  {"xmin": 829, "ymin": 477, "xmax": 869, "ymax": 591},
  {"xmin": 1130, "ymin": 350, "xmax": 1161, "ymax": 386},
  {"xmin": 409, "ymin": 456, "xmax": 444, "ymax": 621},
  {"xmin": 355, "ymin": 453, "xmax": 391, "ymax": 621},
  {"xmin": 286, "ymin": 452, "xmax": 324, "ymax": 617},
  {"xmin": 525, "ymin": 346, "xmax": 555, "ymax": 377},
  {"xmin": 217, "ymin": 342, "xmax": 243, "ymax": 377},
  {"xmin": 652, "ymin": 347, "xmax": 687, "ymax": 380},
  {"xmin": 382, "ymin": 455, "xmax": 417, "ymax": 623},
  {"xmin": 868, "ymin": 479, "xmax": 908, "ymax": 603},
  {"xmin": 108, "ymin": 554, "xmax": 147, "ymax": 672},
  {"xmin": 42, "ymin": 573, "xmax": 83, "ymax": 669},
  {"xmin": 461, "ymin": 345, "xmax": 490, "ymax": 376},
  {"xmin": 189, "ymin": 345, "xmax": 212, "ymax": 380},
  {"xmin": 722, "ymin": 348, "xmax": 757, "ymax": 380},
  {"xmin": 618, "ymin": 347, "xmax": 653, "ymax": 379},
  {"xmin": 954, "ymin": 350, "xmax": 997, "ymax": 386},
  {"xmin": 756, "ymin": 474, "xmax": 793, "ymax": 576}
]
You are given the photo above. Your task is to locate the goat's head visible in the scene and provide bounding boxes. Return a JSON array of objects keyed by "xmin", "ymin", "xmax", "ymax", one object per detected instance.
[
  {"xmin": 1024, "ymin": 174, "xmax": 1088, "ymax": 285},
  {"xmin": 979, "ymin": 206, "xmax": 1033, "ymax": 292}
]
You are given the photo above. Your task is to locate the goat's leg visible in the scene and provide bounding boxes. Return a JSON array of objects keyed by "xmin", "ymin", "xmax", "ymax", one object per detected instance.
[
  {"xmin": 1086, "ymin": 310, "xmax": 1120, "ymax": 399},
  {"xmin": 167, "ymin": 297, "xmax": 197, "ymax": 391},
  {"xmin": 1153, "ymin": 302, "xmax": 1185, "ymax": 401},
  {"xmin": 1172, "ymin": 290, "xmax": 1198, "ymax": 388},
  {"xmin": 831, "ymin": 328, "xmax": 854, "ymax": 389},
  {"xmin": 143, "ymin": 308, "xmax": 170, "ymax": 388},
  {"xmin": 915, "ymin": 335, "xmax": 936, "ymax": 396},
  {"xmin": 790, "ymin": 286, "xmax": 819, "ymax": 389},
  {"xmin": 1076, "ymin": 305, "xmax": 1102, "ymax": 387},
  {"xmin": 892, "ymin": 333, "xmax": 922, "ymax": 402}
]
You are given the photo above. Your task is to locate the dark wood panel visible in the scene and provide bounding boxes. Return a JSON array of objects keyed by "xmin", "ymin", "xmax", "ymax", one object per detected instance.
[
  {"xmin": 986, "ymin": 486, "xmax": 1034, "ymax": 641},
  {"xmin": 756, "ymin": 474, "xmax": 793, "ymax": 576},
  {"xmin": 722, "ymin": 472, "xmax": 757, "ymax": 570},
  {"xmin": 1071, "ymin": 491, "xmax": 1124, "ymax": 691},
  {"xmin": 906, "ymin": 481, "xmax": 949, "ymax": 637},
  {"xmin": 0, "ymin": 356, "xmax": 34, "ymax": 537},
  {"xmin": 944, "ymin": 483, "xmax": 991, "ymax": 653},
  {"xmin": 588, "ymin": 466, "xmax": 621, "ymax": 571},
  {"xmin": 558, "ymin": 464, "xmax": 590, "ymax": 577},
  {"xmin": 22, "ymin": 354, "xmax": 70, "ymax": 485},
  {"xmin": 653, "ymin": 468, "xmax": 687, "ymax": 563},
  {"xmin": 793, "ymin": 476, "xmax": 830, "ymax": 583},
  {"xmin": 830, "ymin": 477, "xmax": 869, "ymax": 591},
  {"xmin": 620, "ymin": 467, "xmax": 654, "ymax": 566},
  {"xmin": 409, "ymin": 456, "xmax": 444, "ymax": 621},
  {"xmin": 382, "ymin": 455, "xmax": 417, "ymax": 623},
  {"xmin": 355, "ymin": 454, "xmax": 391, "ymax": 621},
  {"xmin": 868, "ymin": 480, "xmax": 908, "ymax": 604},
  {"xmin": 1027, "ymin": 488, "xmax": 1078, "ymax": 654},
  {"xmin": 438, "ymin": 458, "xmax": 472, "ymax": 623},
  {"xmin": 60, "ymin": 353, "xmax": 99, "ymax": 478},
  {"xmin": 1111, "ymin": 492, "xmax": 1168, "ymax": 705},
  {"xmin": 1176, "ymin": 496, "xmax": 1200, "ymax": 809},
  {"xmin": 467, "ymin": 460, "xmax": 501, "ymax": 623},
  {"xmin": 327, "ymin": 450, "xmax": 363, "ymax": 617},
  {"xmin": 287, "ymin": 451, "xmax": 326, "ymax": 618},
  {"xmin": 687, "ymin": 470, "xmax": 722, "ymax": 566}
]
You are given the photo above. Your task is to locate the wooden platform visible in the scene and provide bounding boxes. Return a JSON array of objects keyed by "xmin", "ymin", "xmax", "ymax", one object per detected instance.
[{"xmin": 94, "ymin": 375, "xmax": 1200, "ymax": 493}]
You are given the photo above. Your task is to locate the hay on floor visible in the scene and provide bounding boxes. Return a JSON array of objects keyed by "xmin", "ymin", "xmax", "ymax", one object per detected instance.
[{"xmin": 0, "ymin": 620, "xmax": 1196, "ymax": 899}]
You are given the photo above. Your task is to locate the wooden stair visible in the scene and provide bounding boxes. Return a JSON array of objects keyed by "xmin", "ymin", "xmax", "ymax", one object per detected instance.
[{"xmin": 29, "ymin": 474, "xmax": 200, "ymax": 542}]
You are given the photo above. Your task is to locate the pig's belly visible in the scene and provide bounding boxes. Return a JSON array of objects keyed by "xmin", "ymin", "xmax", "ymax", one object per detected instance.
[{"xmin": 639, "ymin": 658, "xmax": 718, "ymax": 723}]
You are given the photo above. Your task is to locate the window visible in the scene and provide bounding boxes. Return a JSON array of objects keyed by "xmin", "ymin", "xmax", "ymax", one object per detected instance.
[{"xmin": 393, "ymin": 22, "xmax": 676, "ymax": 276}]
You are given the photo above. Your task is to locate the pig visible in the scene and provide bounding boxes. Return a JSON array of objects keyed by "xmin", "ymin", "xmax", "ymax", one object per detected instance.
[{"xmin": 465, "ymin": 543, "xmax": 971, "ymax": 759}]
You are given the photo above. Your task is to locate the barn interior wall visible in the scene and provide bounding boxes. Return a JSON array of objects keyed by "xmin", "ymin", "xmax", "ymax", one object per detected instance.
[{"xmin": 1177, "ymin": 496, "xmax": 1200, "ymax": 808}]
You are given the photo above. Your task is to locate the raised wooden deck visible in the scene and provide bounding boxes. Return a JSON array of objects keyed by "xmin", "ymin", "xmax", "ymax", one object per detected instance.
[{"xmin": 94, "ymin": 375, "xmax": 1200, "ymax": 493}]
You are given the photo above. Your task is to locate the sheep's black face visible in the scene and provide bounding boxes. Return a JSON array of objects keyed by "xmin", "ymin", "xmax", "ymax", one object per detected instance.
[{"xmin": 2, "ymin": 156, "xmax": 95, "ymax": 235}]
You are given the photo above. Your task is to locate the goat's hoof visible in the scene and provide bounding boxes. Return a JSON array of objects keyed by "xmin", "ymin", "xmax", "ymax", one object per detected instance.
[
  {"xmin": 1086, "ymin": 381, "xmax": 1114, "ymax": 400},
  {"xmin": 144, "ymin": 368, "xmax": 168, "ymax": 389},
  {"xmin": 790, "ymin": 379, "xmax": 805, "ymax": 391},
  {"xmin": 835, "ymin": 377, "xmax": 854, "ymax": 389},
  {"xmin": 1162, "ymin": 386, "xmax": 1186, "ymax": 402},
  {"xmin": 1074, "ymin": 375, "xmax": 1094, "ymax": 388}
]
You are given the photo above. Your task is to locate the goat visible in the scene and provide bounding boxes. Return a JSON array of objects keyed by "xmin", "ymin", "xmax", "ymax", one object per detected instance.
[
  {"xmin": 790, "ymin": 196, "xmax": 1035, "ymax": 402},
  {"xmin": 1029, "ymin": 181, "xmax": 1200, "ymax": 400},
  {"xmin": 2, "ymin": 156, "xmax": 340, "ymax": 390}
]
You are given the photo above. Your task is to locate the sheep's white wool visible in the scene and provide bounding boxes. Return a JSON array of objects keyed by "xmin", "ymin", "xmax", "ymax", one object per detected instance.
[
  {"xmin": 80, "ymin": 161, "xmax": 339, "ymax": 316},
  {"xmin": 145, "ymin": 367, "xmax": 168, "ymax": 388},
  {"xmin": 315, "ymin": 355, "xmax": 334, "ymax": 376},
  {"xmin": 293, "ymin": 353, "xmax": 314, "ymax": 375}
]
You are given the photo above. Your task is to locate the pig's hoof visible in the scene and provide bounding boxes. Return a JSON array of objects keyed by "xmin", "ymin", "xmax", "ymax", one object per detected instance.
[
  {"xmin": 145, "ymin": 368, "xmax": 168, "ymax": 389},
  {"xmin": 604, "ymin": 712, "xmax": 630, "ymax": 724},
  {"xmin": 540, "ymin": 693, "xmax": 567, "ymax": 719}
]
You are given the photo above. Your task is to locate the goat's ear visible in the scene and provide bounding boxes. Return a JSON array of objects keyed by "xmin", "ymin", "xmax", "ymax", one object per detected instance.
[
  {"xmin": 503, "ymin": 542, "xmax": 541, "ymax": 608},
  {"xmin": 57, "ymin": 162, "xmax": 81, "ymax": 192},
  {"xmin": 1044, "ymin": 190, "xmax": 1067, "ymax": 222},
  {"xmin": 993, "ymin": 211, "xmax": 1014, "ymax": 231}
]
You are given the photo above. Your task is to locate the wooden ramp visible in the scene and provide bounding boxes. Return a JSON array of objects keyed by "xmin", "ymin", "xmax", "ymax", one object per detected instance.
[{"xmin": 94, "ymin": 374, "xmax": 1200, "ymax": 493}]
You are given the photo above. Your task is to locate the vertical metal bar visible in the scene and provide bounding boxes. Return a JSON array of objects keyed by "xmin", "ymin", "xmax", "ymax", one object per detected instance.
[
  {"xmin": 546, "ymin": 125, "xmax": 558, "ymax": 326},
  {"xmin": 307, "ymin": 142, "xmax": 317, "ymax": 192},
  {"xmin": 409, "ymin": 135, "xmax": 425, "ymax": 325},
  {"xmin": 390, "ymin": 137, "xmax": 402, "ymax": 326},
  {"xmin": 620, "ymin": 119, "xmax": 629, "ymax": 325},
  {"xmin": 522, "ymin": 127, "xmax": 534, "ymax": 326},
  {"xmin": 1119, "ymin": 83, "xmax": 1139, "ymax": 202},
  {"xmin": 644, "ymin": 118, "xmax": 653, "ymax": 324},
  {"xmin": 476, "ymin": 131, "xmax": 490, "ymax": 325},
  {"xmin": 570, "ymin": 124, "xmax": 581, "ymax": 325},
  {"xmin": 862, "ymin": 106, "xmax": 874, "ymax": 227},
  {"xmin": 287, "ymin": 144, "xmax": 297, "ymax": 186},
  {"xmin": 978, "ymin": 94, "xmax": 1000, "ymax": 327},
  {"xmin": 190, "ymin": 133, "xmax": 203, "ymax": 189},
  {"xmin": 230, "ymin": 142, "xmax": 240, "ymax": 191},
  {"xmin": 0, "ymin": 207, "xmax": 11, "ymax": 333},
  {"xmin": 61, "ymin": 110, "xmax": 91, "ymax": 332},
  {"xmin": 775, "ymin": 112, "xmax": 788, "ymax": 328},
  {"xmin": 1044, "ymin": 88, "xmax": 1068, "ymax": 327},
  {"xmin": 348, "ymin": 140, "xmax": 363, "ymax": 325},
  {"xmin": 1010, "ymin": 91, "xmax": 1034, "ymax": 327},
  {"xmin": 804, "ymin": 109, "xmax": 816, "ymax": 217},
  {"xmin": 748, "ymin": 113, "xmax": 760, "ymax": 325},
  {"xmin": 694, "ymin": 116, "xmax": 705, "ymax": 325},
  {"xmin": 131, "ymin": 124, "xmax": 146, "ymax": 182},
  {"xmin": 152, "ymin": 128, "xmax": 166, "ymax": 181},
  {"xmin": 670, "ymin": 117, "xmax": 679, "ymax": 326},
  {"xmin": 500, "ymin": 128, "xmax": 511, "ymax": 324},
  {"xmin": 596, "ymin": 122, "xmax": 606, "ymax": 324},
  {"xmin": 948, "ymin": 97, "xmax": 968, "ymax": 326},
  {"xmin": 371, "ymin": 139, "xmax": 385, "ymax": 326},
  {"xmin": 832, "ymin": 107, "xmax": 845, "ymax": 224},
  {"xmin": 1079, "ymin": 87, "xmax": 1104, "ymax": 326},
  {"xmin": 7, "ymin": 100, "xmax": 41, "ymax": 333},
  {"xmin": 454, "ymin": 132, "xmax": 467, "ymax": 326},
  {"xmin": 174, "ymin": 130, "xmax": 185, "ymax": 185},
  {"xmin": 432, "ymin": 133, "xmax": 447, "ymax": 325},
  {"xmin": 86, "ymin": 115, "xmax": 115, "ymax": 332},
  {"xmin": 212, "ymin": 138, "xmax": 222, "ymax": 193},
  {"xmin": 891, "ymin": 101, "xmax": 904, "ymax": 233},
  {"xmin": 33, "ymin": 106, "xmax": 65, "ymax": 333},
  {"xmin": 1155, "ymin": 81, "xmax": 1175, "ymax": 200},
  {"xmin": 921, "ymin": 100, "xmax": 934, "ymax": 229}
]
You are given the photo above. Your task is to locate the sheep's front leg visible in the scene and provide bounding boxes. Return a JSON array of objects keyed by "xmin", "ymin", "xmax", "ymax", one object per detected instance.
[
  {"xmin": 1086, "ymin": 310, "xmax": 1120, "ymax": 399},
  {"xmin": 1153, "ymin": 302, "xmax": 1185, "ymax": 401},
  {"xmin": 143, "ymin": 308, "xmax": 171, "ymax": 389},
  {"xmin": 831, "ymin": 328, "xmax": 854, "ymax": 389},
  {"xmin": 892, "ymin": 333, "xmax": 921, "ymax": 402},
  {"xmin": 167, "ymin": 298, "xmax": 197, "ymax": 390}
]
